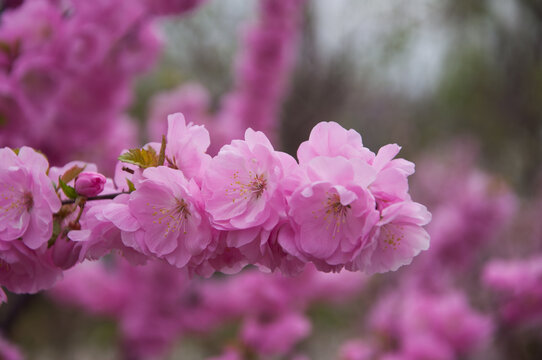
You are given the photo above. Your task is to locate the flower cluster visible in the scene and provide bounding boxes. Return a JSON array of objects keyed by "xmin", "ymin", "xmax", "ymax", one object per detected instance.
[
  {"xmin": 52, "ymin": 259, "xmax": 365, "ymax": 359},
  {"xmin": 0, "ymin": 0, "xmax": 206, "ymax": 171},
  {"xmin": 0, "ymin": 114, "xmax": 430, "ymax": 297},
  {"xmin": 337, "ymin": 286, "xmax": 493, "ymax": 360}
]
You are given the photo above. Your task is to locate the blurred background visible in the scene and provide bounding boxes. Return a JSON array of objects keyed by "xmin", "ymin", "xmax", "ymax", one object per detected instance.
[
  {"xmin": 134, "ymin": 0, "xmax": 542, "ymax": 191},
  {"xmin": 1, "ymin": 0, "xmax": 541, "ymax": 359}
]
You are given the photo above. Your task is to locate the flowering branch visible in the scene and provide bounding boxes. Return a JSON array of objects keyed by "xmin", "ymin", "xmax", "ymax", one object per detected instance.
[{"xmin": 0, "ymin": 113, "xmax": 431, "ymax": 300}]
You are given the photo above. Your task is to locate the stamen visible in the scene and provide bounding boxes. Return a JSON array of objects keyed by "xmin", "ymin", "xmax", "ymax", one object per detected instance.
[
  {"xmin": 150, "ymin": 198, "xmax": 191, "ymax": 237},
  {"xmin": 314, "ymin": 192, "xmax": 351, "ymax": 239},
  {"xmin": 226, "ymin": 171, "xmax": 267, "ymax": 202}
]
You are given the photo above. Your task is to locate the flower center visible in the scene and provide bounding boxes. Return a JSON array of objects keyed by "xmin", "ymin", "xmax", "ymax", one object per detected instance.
[
  {"xmin": 0, "ymin": 184, "xmax": 32, "ymax": 218},
  {"xmin": 321, "ymin": 193, "xmax": 351, "ymax": 239},
  {"xmin": 227, "ymin": 171, "xmax": 267, "ymax": 202},
  {"xmin": 249, "ymin": 173, "xmax": 267, "ymax": 199},
  {"xmin": 151, "ymin": 198, "xmax": 191, "ymax": 237},
  {"xmin": 23, "ymin": 192, "xmax": 33, "ymax": 210}
]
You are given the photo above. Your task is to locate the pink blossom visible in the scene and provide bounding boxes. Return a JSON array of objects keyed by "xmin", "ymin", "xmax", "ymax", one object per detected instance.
[
  {"xmin": 285, "ymin": 121, "xmax": 429, "ymax": 274},
  {"xmin": 297, "ymin": 121, "xmax": 374, "ymax": 164},
  {"xmin": 203, "ymin": 129, "xmax": 296, "ymax": 258},
  {"xmin": 67, "ymin": 195, "xmax": 148, "ymax": 265},
  {"xmin": 129, "ymin": 166, "xmax": 212, "ymax": 267},
  {"xmin": 75, "ymin": 171, "xmax": 106, "ymax": 197},
  {"xmin": 0, "ymin": 147, "xmax": 60, "ymax": 249},
  {"xmin": 0, "ymin": 239, "xmax": 62, "ymax": 293},
  {"xmin": 354, "ymin": 201, "xmax": 431, "ymax": 274},
  {"xmin": 369, "ymin": 144, "xmax": 415, "ymax": 205},
  {"xmin": 281, "ymin": 156, "xmax": 379, "ymax": 272},
  {"xmin": 165, "ymin": 112, "xmax": 212, "ymax": 183}
]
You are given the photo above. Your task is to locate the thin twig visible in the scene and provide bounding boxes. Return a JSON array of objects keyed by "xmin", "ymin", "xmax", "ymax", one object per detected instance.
[{"xmin": 61, "ymin": 192, "xmax": 127, "ymax": 205}]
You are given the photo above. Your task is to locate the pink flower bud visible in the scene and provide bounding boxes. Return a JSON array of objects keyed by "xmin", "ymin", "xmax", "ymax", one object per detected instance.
[{"xmin": 75, "ymin": 172, "xmax": 106, "ymax": 197}]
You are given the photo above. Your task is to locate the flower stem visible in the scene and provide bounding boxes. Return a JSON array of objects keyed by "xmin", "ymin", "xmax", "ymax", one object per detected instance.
[{"xmin": 61, "ymin": 192, "xmax": 128, "ymax": 205}]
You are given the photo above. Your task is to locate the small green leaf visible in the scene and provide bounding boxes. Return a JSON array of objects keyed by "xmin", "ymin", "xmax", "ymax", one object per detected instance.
[
  {"xmin": 158, "ymin": 135, "xmax": 166, "ymax": 166},
  {"xmin": 58, "ymin": 177, "xmax": 77, "ymax": 200},
  {"xmin": 118, "ymin": 147, "xmax": 159, "ymax": 168},
  {"xmin": 61, "ymin": 165, "xmax": 86, "ymax": 184},
  {"xmin": 11, "ymin": 148, "xmax": 20, "ymax": 155},
  {"xmin": 126, "ymin": 179, "xmax": 136, "ymax": 193},
  {"xmin": 48, "ymin": 219, "xmax": 62, "ymax": 248}
]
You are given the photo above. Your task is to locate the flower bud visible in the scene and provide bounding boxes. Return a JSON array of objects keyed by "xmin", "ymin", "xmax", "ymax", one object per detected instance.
[{"xmin": 75, "ymin": 172, "xmax": 106, "ymax": 197}]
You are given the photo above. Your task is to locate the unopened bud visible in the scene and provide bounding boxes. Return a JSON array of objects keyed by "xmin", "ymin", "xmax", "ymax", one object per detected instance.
[{"xmin": 75, "ymin": 172, "xmax": 106, "ymax": 197}]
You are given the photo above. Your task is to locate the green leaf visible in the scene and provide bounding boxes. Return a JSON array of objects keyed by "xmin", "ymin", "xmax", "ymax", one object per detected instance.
[
  {"xmin": 61, "ymin": 165, "xmax": 86, "ymax": 184},
  {"xmin": 118, "ymin": 147, "xmax": 159, "ymax": 168},
  {"xmin": 48, "ymin": 219, "xmax": 62, "ymax": 248},
  {"xmin": 126, "ymin": 179, "xmax": 136, "ymax": 193},
  {"xmin": 158, "ymin": 135, "xmax": 166, "ymax": 166},
  {"xmin": 58, "ymin": 177, "xmax": 77, "ymax": 200}
]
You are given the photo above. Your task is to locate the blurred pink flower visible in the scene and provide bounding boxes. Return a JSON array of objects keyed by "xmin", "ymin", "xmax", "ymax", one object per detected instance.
[
  {"xmin": 338, "ymin": 340, "xmax": 375, "ymax": 360},
  {"xmin": 370, "ymin": 287, "xmax": 493, "ymax": 358},
  {"xmin": 0, "ymin": 336, "xmax": 23, "ymax": 360},
  {"xmin": 0, "ymin": 239, "xmax": 62, "ymax": 293},
  {"xmin": 241, "ymin": 311, "xmax": 310, "ymax": 356},
  {"xmin": 483, "ymin": 256, "xmax": 542, "ymax": 325}
]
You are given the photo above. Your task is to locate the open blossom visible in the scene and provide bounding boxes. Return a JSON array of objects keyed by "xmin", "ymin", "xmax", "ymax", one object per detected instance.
[
  {"xmin": 67, "ymin": 194, "xmax": 148, "ymax": 265},
  {"xmin": 280, "ymin": 121, "xmax": 430, "ymax": 274},
  {"xmin": 203, "ymin": 129, "xmax": 296, "ymax": 248},
  {"xmin": 128, "ymin": 166, "xmax": 212, "ymax": 267},
  {"xmin": 280, "ymin": 156, "xmax": 379, "ymax": 272},
  {"xmin": 0, "ymin": 147, "xmax": 60, "ymax": 249},
  {"xmin": 354, "ymin": 201, "xmax": 431, "ymax": 274}
]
